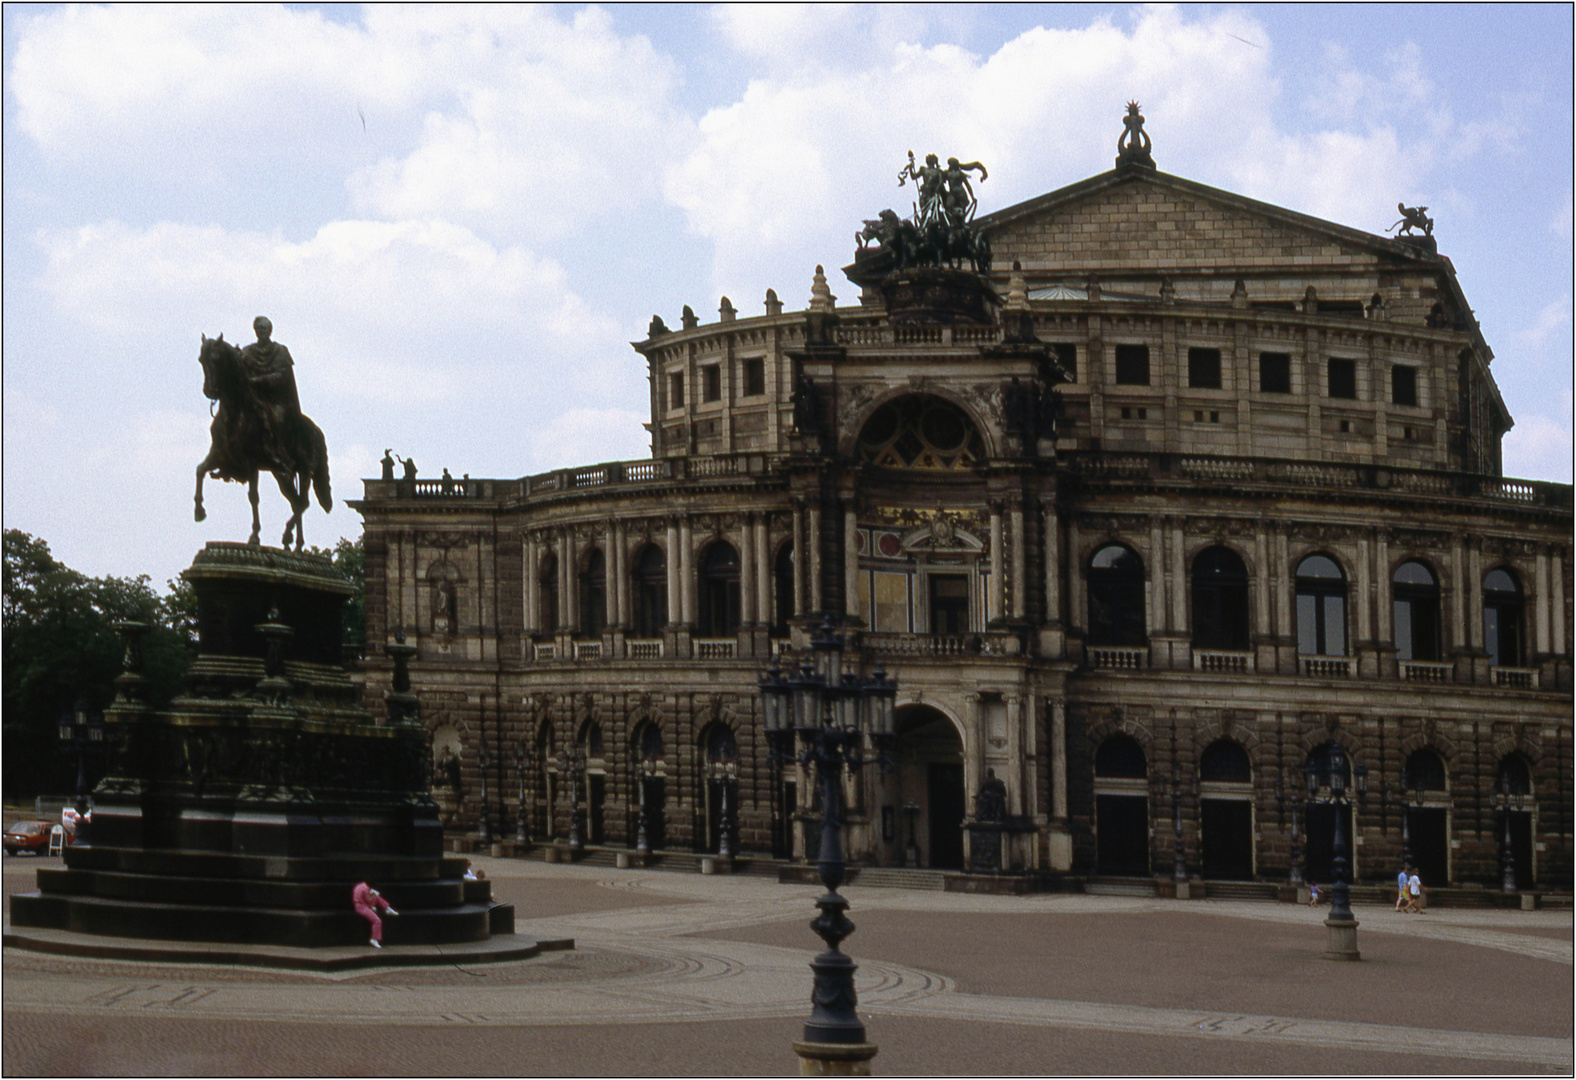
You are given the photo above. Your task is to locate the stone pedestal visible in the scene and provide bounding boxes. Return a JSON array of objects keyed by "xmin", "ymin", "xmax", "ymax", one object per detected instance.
[
  {"xmin": 1322, "ymin": 916, "xmax": 1361, "ymax": 961},
  {"xmin": 8, "ymin": 543, "xmax": 513, "ymax": 950},
  {"xmin": 880, "ymin": 267, "xmax": 997, "ymax": 325},
  {"xmin": 793, "ymin": 1041, "xmax": 878, "ymax": 1076}
]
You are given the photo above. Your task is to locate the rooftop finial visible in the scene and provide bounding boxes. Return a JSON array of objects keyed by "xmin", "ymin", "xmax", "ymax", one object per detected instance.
[
  {"xmin": 1116, "ymin": 101, "xmax": 1155, "ymax": 169},
  {"xmin": 809, "ymin": 265, "xmax": 836, "ymax": 312}
]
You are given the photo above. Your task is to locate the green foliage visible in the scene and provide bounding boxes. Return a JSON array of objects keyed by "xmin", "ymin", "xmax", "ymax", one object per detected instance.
[
  {"xmin": 308, "ymin": 536, "xmax": 365, "ymax": 657},
  {"xmin": 2, "ymin": 530, "xmax": 196, "ymax": 798}
]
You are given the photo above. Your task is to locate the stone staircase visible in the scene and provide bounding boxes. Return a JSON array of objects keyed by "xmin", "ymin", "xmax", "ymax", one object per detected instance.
[
  {"xmin": 848, "ymin": 867, "xmax": 947, "ymax": 891},
  {"xmin": 1202, "ymin": 880, "xmax": 1281, "ymax": 901},
  {"xmin": 1083, "ymin": 876, "xmax": 1158, "ymax": 897}
]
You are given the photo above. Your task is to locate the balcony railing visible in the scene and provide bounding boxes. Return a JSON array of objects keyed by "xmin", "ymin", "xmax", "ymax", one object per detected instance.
[
  {"xmin": 533, "ymin": 643, "xmax": 557, "ymax": 661},
  {"xmin": 694, "ymin": 638, "xmax": 736, "ymax": 660},
  {"xmin": 1401, "ymin": 660, "xmax": 1452, "ymax": 684},
  {"xmin": 1491, "ymin": 665, "xmax": 1537, "ymax": 689},
  {"xmin": 1089, "ymin": 646, "xmax": 1147, "ymax": 671},
  {"xmin": 1301, "ymin": 655, "xmax": 1352, "ymax": 678},
  {"xmin": 862, "ymin": 632, "xmax": 1016, "ymax": 657},
  {"xmin": 573, "ymin": 640, "xmax": 603, "ymax": 661},
  {"xmin": 1194, "ymin": 649, "xmax": 1252, "ymax": 674},
  {"xmin": 628, "ymin": 640, "xmax": 663, "ymax": 660}
]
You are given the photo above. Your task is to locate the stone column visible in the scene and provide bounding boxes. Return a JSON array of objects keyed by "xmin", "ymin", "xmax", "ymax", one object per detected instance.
[
  {"xmin": 1449, "ymin": 535, "xmax": 1466, "ymax": 657},
  {"xmin": 1274, "ymin": 527, "xmax": 1293, "ymax": 672},
  {"xmin": 1042, "ymin": 497, "xmax": 1061, "ymax": 626},
  {"xmin": 1552, "ymin": 549, "xmax": 1566, "ymax": 657},
  {"xmin": 791, "ymin": 500, "xmax": 806, "ymax": 620},
  {"xmin": 680, "ymin": 517, "xmax": 696, "ymax": 628},
  {"xmin": 558, "ymin": 530, "xmax": 573, "ymax": 633},
  {"xmin": 1253, "ymin": 523, "xmax": 1270, "ymax": 641},
  {"xmin": 809, "ymin": 504, "xmax": 824, "ymax": 614},
  {"xmin": 843, "ymin": 502, "xmax": 861, "ymax": 623},
  {"xmin": 1067, "ymin": 518, "xmax": 1084, "ymax": 638},
  {"xmin": 1375, "ymin": 532, "xmax": 1391, "ymax": 647},
  {"xmin": 1006, "ymin": 695, "xmax": 1024, "ymax": 815},
  {"xmin": 524, "ymin": 533, "xmax": 539, "ymax": 636},
  {"xmin": 1010, "ymin": 503, "xmax": 1026, "ymax": 621},
  {"xmin": 1048, "ymin": 699, "xmax": 1072, "ymax": 871},
  {"xmin": 989, "ymin": 503, "xmax": 1005, "ymax": 624},
  {"xmin": 1535, "ymin": 548, "xmax": 1551, "ymax": 656},
  {"xmin": 1467, "ymin": 541, "xmax": 1484, "ymax": 651},
  {"xmin": 755, "ymin": 515, "xmax": 771, "ymax": 630},
  {"xmin": 1168, "ymin": 517, "xmax": 1186, "ymax": 632},
  {"xmin": 666, "ymin": 520, "xmax": 681, "ymax": 626},
  {"xmin": 613, "ymin": 522, "xmax": 630, "ymax": 629},
  {"xmin": 1148, "ymin": 520, "xmax": 1166, "ymax": 640},
  {"xmin": 1355, "ymin": 532, "xmax": 1373, "ymax": 677},
  {"xmin": 740, "ymin": 513, "xmax": 757, "ymax": 627}
]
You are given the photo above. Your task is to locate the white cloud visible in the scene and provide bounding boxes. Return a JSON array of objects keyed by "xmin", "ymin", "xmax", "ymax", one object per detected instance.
[
  {"xmin": 1503, "ymin": 413, "xmax": 1574, "ymax": 484},
  {"xmin": 524, "ymin": 407, "xmax": 651, "ymax": 475},
  {"xmin": 1518, "ymin": 296, "xmax": 1573, "ymax": 348}
]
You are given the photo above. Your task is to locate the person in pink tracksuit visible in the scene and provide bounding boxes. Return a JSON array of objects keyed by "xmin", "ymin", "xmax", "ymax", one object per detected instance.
[{"xmin": 352, "ymin": 881, "xmax": 398, "ymax": 947}]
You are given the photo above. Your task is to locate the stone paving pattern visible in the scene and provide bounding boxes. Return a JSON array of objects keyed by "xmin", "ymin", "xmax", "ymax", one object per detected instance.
[{"xmin": 5, "ymin": 854, "xmax": 1571, "ymax": 1075}]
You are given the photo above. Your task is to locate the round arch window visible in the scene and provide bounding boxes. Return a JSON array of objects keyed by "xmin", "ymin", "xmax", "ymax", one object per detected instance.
[{"xmin": 858, "ymin": 395, "xmax": 985, "ymax": 470}]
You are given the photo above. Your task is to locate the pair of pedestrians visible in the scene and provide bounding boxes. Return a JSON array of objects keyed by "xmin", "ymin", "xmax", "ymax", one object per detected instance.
[{"xmin": 1394, "ymin": 866, "xmax": 1425, "ymax": 913}]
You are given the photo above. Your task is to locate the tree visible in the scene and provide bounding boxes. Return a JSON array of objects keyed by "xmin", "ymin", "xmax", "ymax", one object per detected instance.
[
  {"xmin": 2, "ymin": 531, "xmax": 196, "ymax": 799},
  {"xmin": 309, "ymin": 537, "xmax": 365, "ymax": 658}
]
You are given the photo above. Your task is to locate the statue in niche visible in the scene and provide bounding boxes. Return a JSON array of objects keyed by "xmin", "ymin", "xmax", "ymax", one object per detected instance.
[
  {"xmin": 975, "ymin": 768, "xmax": 1008, "ymax": 822},
  {"xmin": 1389, "ymin": 203, "xmax": 1434, "ymax": 237},
  {"xmin": 432, "ymin": 578, "xmax": 457, "ymax": 636},
  {"xmin": 791, "ymin": 373, "xmax": 822, "ymax": 434}
]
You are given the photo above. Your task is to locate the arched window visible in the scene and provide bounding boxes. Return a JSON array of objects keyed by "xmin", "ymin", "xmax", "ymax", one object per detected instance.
[
  {"xmin": 857, "ymin": 394, "xmax": 986, "ymax": 470},
  {"xmin": 1483, "ymin": 568, "xmax": 1524, "ymax": 668},
  {"xmin": 1403, "ymin": 749, "xmax": 1447, "ymax": 792},
  {"xmin": 579, "ymin": 548, "xmax": 606, "ymax": 638},
  {"xmin": 1191, "ymin": 546, "xmax": 1249, "ymax": 650},
  {"xmin": 630, "ymin": 544, "xmax": 667, "ymax": 639},
  {"xmin": 1497, "ymin": 753, "xmax": 1531, "ymax": 795},
  {"xmin": 1094, "ymin": 734, "xmax": 1148, "ymax": 778},
  {"xmin": 698, "ymin": 542, "xmax": 740, "ymax": 637},
  {"xmin": 1088, "ymin": 545, "xmax": 1146, "ymax": 646},
  {"xmin": 1393, "ymin": 560, "xmax": 1440, "ymax": 662},
  {"xmin": 539, "ymin": 551, "xmax": 559, "ymax": 632},
  {"xmin": 1200, "ymin": 740, "xmax": 1252, "ymax": 783},
  {"xmin": 772, "ymin": 542, "xmax": 794, "ymax": 638},
  {"xmin": 1295, "ymin": 554, "xmax": 1346, "ymax": 656}
]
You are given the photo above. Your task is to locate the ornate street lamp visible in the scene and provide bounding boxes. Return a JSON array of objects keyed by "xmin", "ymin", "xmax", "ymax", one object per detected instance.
[
  {"xmin": 555, "ymin": 745, "xmax": 587, "ymax": 853},
  {"xmin": 58, "ymin": 697, "xmax": 104, "ymax": 837},
  {"xmin": 706, "ymin": 749, "xmax": 739, "ymax": 860},
  {"xmin": 1306, "ymin": 743, "xmax": 1361, "ymax": 960},
  {"xmin": 1494, "ymin": 771, "xmax": 1525, "ymax": 894},
  {"xmin": 759, "ymin": 618, "xmax": 896, "ymax": 1072},
  {"xmin": 512, "ymin": 738, "xmax": 531, "ymax": 845}
]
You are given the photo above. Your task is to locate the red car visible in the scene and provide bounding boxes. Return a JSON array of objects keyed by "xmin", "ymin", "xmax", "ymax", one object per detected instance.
[{"xmin": 3, "ymin": 820, "xmax": 57, "ymax": 855}]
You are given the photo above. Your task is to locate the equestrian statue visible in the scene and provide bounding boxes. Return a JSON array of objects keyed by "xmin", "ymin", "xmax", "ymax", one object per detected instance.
[{"xmin": 194, "ymin": 316, "xmax": 332, "ymax": 551}]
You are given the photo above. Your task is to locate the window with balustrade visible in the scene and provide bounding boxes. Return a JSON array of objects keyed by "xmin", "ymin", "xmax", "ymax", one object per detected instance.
[
  {"xmin": 1295, "ymin": 554, "xmax": 1346, "ymax": 656},
  {"xmin": 1191, "ymin": 545, "xmax": 1249, "ymax": 650},
  {"xmin": 698, "ymin": 541, "xmax": 740, "ymax": 637},
  {"xmin": 1483, "ymin": 567, "xmax": 1524, "ymax": 668},
  {"xmin": 539, "ymin": 551, "xmax": 559, "ymax": 633},
  {"xmin": 1088, "ymin": 544, "xmax": 1146, "ymax": 646},
  {"xmin": 1392, "ymin": 560, "xmax": 1441, "ymax": 662},
  {"xmin": 579, "ymin": 548, "xmax": 606, "ymax": 638}
]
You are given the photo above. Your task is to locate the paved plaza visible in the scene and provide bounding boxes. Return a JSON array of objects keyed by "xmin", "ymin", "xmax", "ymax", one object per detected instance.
[{"xmin": 4, "ymin": 854, "xmax": 1571, "ymax": 1076}]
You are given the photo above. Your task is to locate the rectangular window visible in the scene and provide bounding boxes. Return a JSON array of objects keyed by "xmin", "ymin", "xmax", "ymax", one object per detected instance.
[
  {"xmin": 1114, "ymin": 344, "xmax": 1150, "ymax": 386},
  {"xmin": 669, "ymin": 372, "xmax": 684, "ymax": 409},
  {"xmin": 702, "ymin": 364, "xmax": 721, "ymax": 402},
  {"xmin": 1391, "ymin": 364, "xmax": 1418, "ymax": 407},
  {"xmin": 929, "ymin": 574, "xmax": 969, "ymax": 635},
  {"xmin": 1050, "ymin": 342, "xmax": 1078, "ymax": 382},
  {"xmin": 1259, "ymin": 353, "xmax": 1291, "ymax": 394},
  {"xmin": 743, "ymin": 358, "xmax": 765, "ymax": 397},
  {"xmin": 1188, "ymin": 348, "xmax": 1222, "ymax": 389},
  {"xmin": 873, "ymin": 571, "xmax": 910, "ymax": 633},
  {"xmin": 1327, "ymin": 358, "xmax": 1357, "ymax": 399}
]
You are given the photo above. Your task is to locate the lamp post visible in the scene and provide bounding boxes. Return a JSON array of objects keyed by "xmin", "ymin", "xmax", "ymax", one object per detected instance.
[
  {"xmin": 1306, "ymin": 743, "xmax": 1362, "ymax": 960},
  {"xmin": 759, "ymin": 618, "xmax": 895, "ymax": 1075},
  {"xmin": 1494, "ymin": 771, "xmax": 1525, "ymax": 894},
  {"xmin": 902, "ymin": 801, "xmax": 921, "ymax": 868},
  {"xmin": 512, "ymin": 738, "xmax": 531, "ymax": 845},
  {"xmin": 706, "ymin": 751, "xmax": 739, "ymax": 860},
  {"xmin": 58, "ymin": 698, "xmax": 104, "ymax": 837},
  {"xmin": 635, "ymin": 757, "xmax": 659, "ymax": 857},
  {"xmin": 477, "ymin": 717, "xmax": 493, "ymax": 847},
  {"xmin": 555, "ymin": 745, "xmax": 587, "ymax": 853}
]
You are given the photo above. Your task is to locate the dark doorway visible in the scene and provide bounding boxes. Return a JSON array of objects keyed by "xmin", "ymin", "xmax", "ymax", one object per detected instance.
[
  {"xmin": 586, "ymin": 774, "xmax": 605, "ymax": 844},
  {"xmin": 1405, "ymin": 807, "xmax": 1449, "ymax": 888},
  {"xmin": 1201, "ymin": 800, "xmax": 1253, "ymax": 880},
  {"xmin": 928, "ymin": 763, "xmax": 966, "ymax": 869},
  {"xmin": 1304, "ymin": 802, "xmax": 1353, "ymax": 885},
  {"xmin": 641, "ymin": 777, "xmax": 667, "ymax": 850},
  {"xmin": 1096, "ymin": 795, "xmax": 1150, "ymax": 875}
]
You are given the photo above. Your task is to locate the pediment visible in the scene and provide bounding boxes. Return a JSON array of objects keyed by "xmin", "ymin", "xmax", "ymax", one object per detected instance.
[{"xmin": 979, "ymin": 168, "xmax": 1431, "ymax": 281}]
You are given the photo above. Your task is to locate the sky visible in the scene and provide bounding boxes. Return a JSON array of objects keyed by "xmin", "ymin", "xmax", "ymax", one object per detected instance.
[{"xmin": 4, "ymin": 3, "xmax": 1571, "ymax": 589}]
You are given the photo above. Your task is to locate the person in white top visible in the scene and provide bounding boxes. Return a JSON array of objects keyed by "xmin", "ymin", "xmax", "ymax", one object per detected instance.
[{"xmin": 1406, "ymin": 871, "xmax": 1424, "ymax": 914}]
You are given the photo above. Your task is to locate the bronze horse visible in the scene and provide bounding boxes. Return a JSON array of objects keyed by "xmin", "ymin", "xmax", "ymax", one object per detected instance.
[{"xmin": 194, "ymin": 334, "xmax": 331, "ymax": 550}]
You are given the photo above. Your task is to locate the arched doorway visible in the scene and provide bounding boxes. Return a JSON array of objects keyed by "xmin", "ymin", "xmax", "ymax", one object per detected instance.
[
  {"xmin": 1198, "ymin": 739, "xmax": 1253, "ymax": 880},
  {"xmin": 1403, "ymin": 749, "xmax": 1450, "ymax": 887},
  {"xmin": 1094, "ymin": 734, "xmax": 1149, "ymax": 876},
  {"xmin": 1304, "ymin": 742, "xmax": 1353, "ymax": 885},
  {"xmin": 892, "ymin": 705, "xmax": 965, "ymax": 869}
]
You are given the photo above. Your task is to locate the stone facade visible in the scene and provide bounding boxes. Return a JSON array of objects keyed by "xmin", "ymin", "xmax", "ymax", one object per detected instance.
[{"xmin": 352, "ymin": 145, "xmax": 1572, "ymax": 892}]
